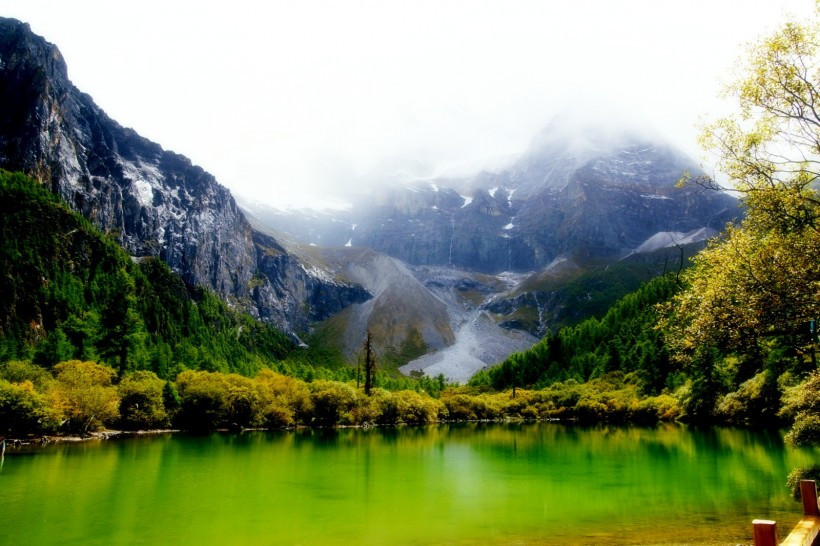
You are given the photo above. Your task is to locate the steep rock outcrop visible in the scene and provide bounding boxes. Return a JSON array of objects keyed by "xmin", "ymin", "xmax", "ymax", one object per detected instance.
[
  {"xmin": 252, "ymin": 230, "xmax": 371, "ymax": 329},
  {"xmin": 0, "ymin": 18, "xmax": 368, "ymax": 332},
  {"xmin": 293, "ymin": 246, "xmax": 455, "ymax": 362}
]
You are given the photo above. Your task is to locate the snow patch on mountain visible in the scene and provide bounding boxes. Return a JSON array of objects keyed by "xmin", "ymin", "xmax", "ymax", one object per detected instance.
[
  {"xmin": 641, "ymin": 193, "xmax": 672, "ymax": 200},
  {"xmin": 634, "ymin": 227, "xmax": 718, "ymax": 254},
  {"xmin": 506, "ymin": 188, "xmax": 516, "ymax": 206},
  {"xmin": 119, "ymin": 160, "xmax": 165, "ymax": 207}
]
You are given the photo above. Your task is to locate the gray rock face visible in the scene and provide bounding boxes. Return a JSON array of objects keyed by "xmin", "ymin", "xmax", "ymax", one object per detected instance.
[
  {"xmin": 350, "ymin": 134, "xmax": 738, "ymax": 273},
  {"xmin": 251, "ymin": 230, "xmax": 371, "ymax": 330},
  {"xmin": 0, "ymin": 18, "xmax": 369, "ymax": 333},
  {"xmin": 288, "ymin": 246, "xmax": 456, "ymax": 362}
]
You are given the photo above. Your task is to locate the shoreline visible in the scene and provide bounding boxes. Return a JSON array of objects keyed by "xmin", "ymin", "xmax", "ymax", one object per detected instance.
[
  {"xmin": 1, "ymin": 417, "xmax": 676, "ymax": 449},
  {"xmin": 1, "ymin": 417, "xmax": 567, "ymax": 446},
  {"xmin": 2, "ymin": 428, "xmax": 180, "ymax": 447}
]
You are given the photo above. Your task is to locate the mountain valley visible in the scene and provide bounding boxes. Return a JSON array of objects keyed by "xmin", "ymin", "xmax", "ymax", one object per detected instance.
[{"xmin": 0, "ymin": 17, "xmax": 740, "ymax": 381}]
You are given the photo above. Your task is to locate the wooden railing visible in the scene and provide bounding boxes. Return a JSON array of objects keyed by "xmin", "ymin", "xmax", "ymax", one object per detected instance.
[{"xmin": 754, "ymin": 480, "xmax": 820, "ymax": 546}]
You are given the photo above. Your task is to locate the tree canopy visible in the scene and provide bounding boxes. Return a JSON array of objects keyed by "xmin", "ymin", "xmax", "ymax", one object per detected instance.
[{"xmin": 663, "ymin": 6, "xmax": 820, "ymax": 422}]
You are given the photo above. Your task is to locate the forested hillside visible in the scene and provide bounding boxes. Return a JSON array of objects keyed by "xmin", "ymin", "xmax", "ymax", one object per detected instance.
[
  {"xmin": 470, "ymin": 274, "xmax": 678, "ymax": 394},
  {"xmin": 0, "ymin": 170, "xmax": 295, "ymax": 377},
  {"xmin": 0, "ymin": 170, "xmax": 456, "ymax": 436}
]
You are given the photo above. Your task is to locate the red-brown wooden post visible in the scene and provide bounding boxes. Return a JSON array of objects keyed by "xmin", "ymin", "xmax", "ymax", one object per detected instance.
[
  {"xmin": 753, "ymin": 519, "xmax": 777, "ymax": 546},
  {"xmin": 801, "ymin": 480, "xmax": 819, "ymax": 516}
]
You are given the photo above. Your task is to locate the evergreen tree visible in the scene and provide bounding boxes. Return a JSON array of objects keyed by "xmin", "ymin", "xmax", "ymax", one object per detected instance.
[{"xmin": 363, "ymin": 330, "xmax": 376, "ymax": 396}]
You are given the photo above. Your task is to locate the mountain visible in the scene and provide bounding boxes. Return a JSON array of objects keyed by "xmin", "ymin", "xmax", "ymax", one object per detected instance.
[
  {"xmin": 294, "ymin": 246, "xmax": 538, "ymax": 380},
  {"xmin": 260, "ymin": 117, "xmax": 737, "ymax": 275},
  {"xmin": 244, "ymin": 118, "xmax": 739, "ymax": 379},
  {"xmin": 351, "ymin": 125, "xmax": 736, "ymax": 273},
  {"xmin": 0, "ymin": 18, "xmax": 741, "ymax": 383},
  {"xmin": 0, "ymin": 18, "xmax": 370, "ymax": 335}
]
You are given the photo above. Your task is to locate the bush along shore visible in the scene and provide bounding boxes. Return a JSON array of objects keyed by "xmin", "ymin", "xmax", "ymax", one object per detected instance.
[{"xmin": 0, "ymin": 359, "xmax": 684, "ymax": 441}]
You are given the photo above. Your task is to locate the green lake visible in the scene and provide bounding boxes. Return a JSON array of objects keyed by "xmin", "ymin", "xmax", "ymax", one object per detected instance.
[{"xmin": 1, "ymin": 423, "xmax": 817, "ymax": 545}]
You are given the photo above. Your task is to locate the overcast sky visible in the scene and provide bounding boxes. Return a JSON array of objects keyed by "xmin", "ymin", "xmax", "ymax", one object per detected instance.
[{"xmin": 1, "ymin": 0, "xmax": 816, "ymax": 207}]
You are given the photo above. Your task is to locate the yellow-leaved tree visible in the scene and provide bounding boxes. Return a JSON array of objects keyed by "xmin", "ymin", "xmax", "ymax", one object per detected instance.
[
  {"xmin": 662, "ymin": 5, "xmax": 820, "ymax": 424},
  {"xmin": 50, "ymin": 360, "xmax": 120, "ymax": 433}
]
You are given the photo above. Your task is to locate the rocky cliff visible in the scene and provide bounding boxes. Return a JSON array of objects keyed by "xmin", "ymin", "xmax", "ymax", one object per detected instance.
[{"xmin": 0, "ymin": 18, "xmax": 369, "ymax": 333}]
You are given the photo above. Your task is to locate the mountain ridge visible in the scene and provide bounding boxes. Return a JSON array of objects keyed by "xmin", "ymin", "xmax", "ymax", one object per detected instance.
[
  {"xmin": 0, "ymin": 17, "xmax": 370, "ymax": 336},
  {"xmin": 249, "ymin": 121, "xmax": 738, "ymax": 274}
]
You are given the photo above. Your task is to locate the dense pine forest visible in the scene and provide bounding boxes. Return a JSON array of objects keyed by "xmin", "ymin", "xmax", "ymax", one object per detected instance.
[{"xmin": 470, "ymin": 275, "xmax": 678, "ymax": 395}]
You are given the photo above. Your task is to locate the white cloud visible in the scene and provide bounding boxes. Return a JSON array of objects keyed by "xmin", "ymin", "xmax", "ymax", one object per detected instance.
[{"xmin": 1, "ymin": 0, "xmax": 816, "ymax": 207}]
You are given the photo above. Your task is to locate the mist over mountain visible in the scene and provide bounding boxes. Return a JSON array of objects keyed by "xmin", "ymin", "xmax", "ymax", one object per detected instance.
[{"xmin": 251, "ymin": 115, "xmax": 737, "ymax": 274}]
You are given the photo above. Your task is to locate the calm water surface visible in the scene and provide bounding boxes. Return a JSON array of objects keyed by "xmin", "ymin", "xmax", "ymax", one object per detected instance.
[{"xmin": 1, "ymin": 423, "xmax": 817, "ymax": 545}]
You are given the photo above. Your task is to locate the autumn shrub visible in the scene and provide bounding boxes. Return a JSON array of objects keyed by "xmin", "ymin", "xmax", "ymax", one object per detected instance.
[
  {"xmin": 0, "ymin": 360, "xmax": 55, "ymax": 391},
  {"xmin": 392, "ymin": 389, "xmax": 442, "ymax": 424},
  {"xmin": 224, "ymin": 373, "xmax": 266, "ymax": 428},
  {"xmin": 715, "ymin": 371, "xmax": 784, "ymax": 426},
  {"xmin": 0, "ymin": 379, "xmax": 61, "ymax": 436},
  {"xmin": 51, "ymin": 360, "xmax": 120, "ymax": 433},
  {"xmin": 499, "ymin": 392, "xmax": 531, "ymax": 418},
  {"xmin": 442, "ymin": 394, "xmax": 479, "ymax": 420},
  {"xmin": 309, "ymin": 380, "xmax": 357, "ymax": 426},
  {"xmin": 254, "ymin": 374, "xmax": 297, "ymax": 428},
  {"xmin": 524, "ymin": 392, "xmax": 562, "ymax": 419},
  {"xmin": 479, "ymin": 396, "xmax": 504, "ymax": 420},
  {"xmin": 261, "ymin": 400, "xmax": 293, "ymax": 428},
  {"xmin": 632, "ymin": 394, "xmax": 681, "ymax": 423},
  {"xmin": 256, "ymin": 369, "xmax": 313, "ymax": 426},
  {"xmin": 371, "ymin": 389, "xmax": 400, "ymax": 425},
  {"xmin": 787, "ymin": 464, "xmax": 820, "ymax": 500},
  {"xmin": 118, "ymin": 370, "xmax": 168, "ymax": 430},
  {"xmin": 574, "ymin": 397, "xmax": 608, "ymax": 423},
  {"xmin": 599, "ymin": 393, "xmax": 634, "ymax": 423},
  {"xmin": 540, "ymin": 380, "xmax": 583, "ymax": 410},
  {"xmin": 442, "ymin": 393, "xmax": 502, "ymax": 421},
  {"xmin": 510, "ymin": 393, "xmax": 550, "ymax": 419},
  {"xmin": 174, "ymin": 369, "xmax": 230, "ymax": 431},
  {"xmin": 351, "ymin": 395, "xmax": 381, "ymax": 425},
  {"xmin": 786, "ymin": 414, "xmax": 820, "ymax": 448},
  {"xmin": 780, "ymin": 371, "xmax": 820, "ymax": 422},
  {"xmin": 777, "ymin": 375, "xmax": 820, "ymax": 493}
]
